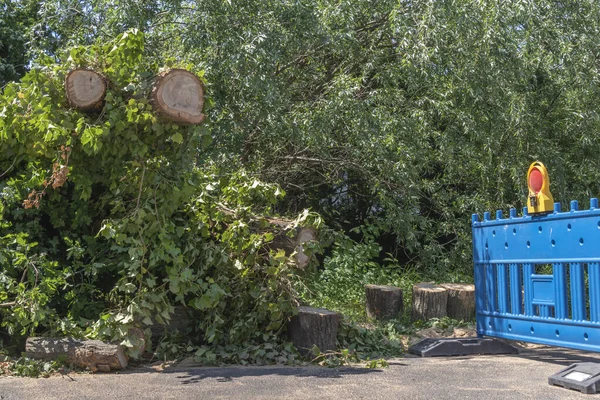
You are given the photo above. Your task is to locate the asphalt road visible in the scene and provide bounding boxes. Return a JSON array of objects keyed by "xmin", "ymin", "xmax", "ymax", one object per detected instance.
[{"xmin": 1, "ymin": 346, "xmax": 599, "ymax": 399}]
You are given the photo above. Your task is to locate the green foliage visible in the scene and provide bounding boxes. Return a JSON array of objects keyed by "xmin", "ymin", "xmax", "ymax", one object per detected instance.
[
  {"xmin": 0, "ymin": 356, "xmax": 67, "ymax": 378},
  {"xmin": 0, "ymin": 0, "xmax": 39, "ymax": 86},
  {"xmin": 337, "ymin": 320, "xmax": 404, "ymax": 360},
  {"xmin": 364, "ymin": 358, "xmax": 389, "ymax": 369},
  {"xmin": 412, "ymin": 317, "xmax": 473, "ymax": 331},
  {"xmin": 0, "ymin": 30, "xmax": 320, "ymax": 364},
  {"xmin": 298, "ymin": 226, "xmax": 457, "ymax": 322},
  {"xmin": 308, "ymin": 319, "xmax": 403, "ymax": 367},
  {"xmin": 8, "ymin": 0, "xmax": 600, "ymax": 367},
  {"xmin": 14, "ymin": 0, "xmax": 600, "ymax": 278},
  {"xmin": 298, "ymin": 234, "xmax": 391, "ymax": 320},
  {"xmin": 13, "ymin": 0, "xmax": 600, "ymax": 260}
]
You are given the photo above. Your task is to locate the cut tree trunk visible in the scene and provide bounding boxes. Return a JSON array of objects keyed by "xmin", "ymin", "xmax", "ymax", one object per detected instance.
[
  {"xmin": 25, "ymin": 337, "xmax": 127, "ymax": 372},
  {"xmin": 151, "ymin": 69, "xmax": 205, "ymax": 125},
  {"xmin": 288, "ymin": 307, "xmax": 340, "ymax": 356},
  {"xmin": 365, "ymin": 284, "xmax": 403, "ymax": 320},
  {"xmin": 440, "ymin": 283, "xmax": 475, "ymax": 321},
  {"xmin": 267, "ymin": 220, "xmax": 317, "ymax": 269},
  {"xmin": 65, "ymin": 69, "xmax": 107, "ymax": 111},
  {"xmin": 411, "ymin": 283, "xmax": 448, "ymax": 322},
  {"xmin": 217, "ymin": 206, "xmax": 318, "ymax": 269}
]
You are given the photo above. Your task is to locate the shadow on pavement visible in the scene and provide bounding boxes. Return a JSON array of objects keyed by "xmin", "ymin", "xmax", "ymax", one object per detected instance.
[
  {"xmin": 121, "ymin": 344, "xmax": 600, "ymax": 387},
  {"xmin": 516, "ymin": 346, "xmax": 600, "ymax": 366},
  {"xmin": 124, "ymin": 365, "xmax": 384, "ymax": 385},
  {"xmin": 411, "ymin": 344, "xmax": 600, "ymax": 367},
  {"xmin": 174, "ymin": 366, "xmax": 383, "ymax": 385}
]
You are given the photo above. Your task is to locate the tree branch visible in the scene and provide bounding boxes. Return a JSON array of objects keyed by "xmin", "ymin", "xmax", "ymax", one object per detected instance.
[
  {"xmin": 136, "ymin": 164, "xmax": 146, "ymax": 210},
  {"xmin": 0, "ymin": 155, "xmax": 17, "ymax": 179}
]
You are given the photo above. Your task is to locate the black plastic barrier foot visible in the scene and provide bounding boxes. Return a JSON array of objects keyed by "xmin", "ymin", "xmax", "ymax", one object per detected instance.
[
  {"xmin": 408, "ymin": 337, "xmax": 519, "ymax": 357},
  {"xmin": 549, "ymin": 363, "xmax": 600, "ymax": 394}
]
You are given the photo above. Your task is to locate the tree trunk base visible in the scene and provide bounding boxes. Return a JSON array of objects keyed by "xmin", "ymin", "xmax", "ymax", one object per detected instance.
[
  {"xmin": 25, "ymin": 337, "xmax": 127, "ymax": 372},
  {"xmin": 365, "ymin": 284, "xmax": 403, "ymax": 320},
  {"xmin": 440, "ymin": 283, "xmax": 475, "ymax": 321},
  {"xmin": 288, "ymin": 307, "xmax": 339, "ymax": 356},
  {"xmin": 411, "ymin": 283, "xmax": 448, "ymax": 322}
]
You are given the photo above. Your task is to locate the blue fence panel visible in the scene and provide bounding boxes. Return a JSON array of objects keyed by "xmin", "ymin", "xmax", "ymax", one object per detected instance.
[{"xmin": 472, "ymin": 198, "xmax": 600, "ymax": 352}]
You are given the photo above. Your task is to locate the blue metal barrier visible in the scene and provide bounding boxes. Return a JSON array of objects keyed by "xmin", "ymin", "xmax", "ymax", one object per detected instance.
[{"xmin": 472, "ymin": 198, "xmax": 600, "ymax": 352}]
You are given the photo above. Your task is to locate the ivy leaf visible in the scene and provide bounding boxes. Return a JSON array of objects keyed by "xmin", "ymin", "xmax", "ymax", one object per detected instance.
[
  {"xmin": 170, "ymin": 133, "xmax": 183, "ymax": 144},
  {"xmin": 194, "ymin": 295, "xmax": 212, "ymax": 310}
]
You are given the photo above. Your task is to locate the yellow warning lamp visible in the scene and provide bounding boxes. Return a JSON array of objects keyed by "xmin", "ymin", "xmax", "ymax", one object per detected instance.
[{"xmin": 527, "ymin": 161, "xmax": 554, "ymax": 214}]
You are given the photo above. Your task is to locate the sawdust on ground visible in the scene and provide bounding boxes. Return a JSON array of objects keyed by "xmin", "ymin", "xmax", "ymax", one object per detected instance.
[{"xmin": 402, "ymin": 325, "xmax": 477, "ymax": 349}]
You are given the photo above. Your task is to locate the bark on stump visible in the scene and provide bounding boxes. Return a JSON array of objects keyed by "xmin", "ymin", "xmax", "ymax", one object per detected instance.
[
  {"xmin": 440, "ymin": 283, "xmax": 475, "ymax": 321},
  {"xmin": 411, "ymin": 283, "xmax": 448, "ymax": 322},
  {"xmin": 65, "ymin": 69, "xmax": 107, "ymax": 111},
  {"xmin": 288, "ymin": 307, "xmax": 340, "ymax": 356},
  {"xmin": 365, "ymin": 284, "xmax": 403, "ymax": 320},
  {"xmin": 25, "ymin": 337, "xmax": 127, "ymax": 372},
  {"xmin": 151, "ymin": 69, "xmax": 205, "ymax": 125}
]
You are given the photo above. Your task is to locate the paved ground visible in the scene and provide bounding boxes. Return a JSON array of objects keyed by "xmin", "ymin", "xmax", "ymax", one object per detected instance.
[{"xmin": 1, "ymin": 345, "xmax": 599, "ymax": 399}]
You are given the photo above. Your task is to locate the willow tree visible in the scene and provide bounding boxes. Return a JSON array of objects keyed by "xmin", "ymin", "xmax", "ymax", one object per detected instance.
[{"xmin": 14, "ymin": 0, "xmax": 600, "ymax": 296}]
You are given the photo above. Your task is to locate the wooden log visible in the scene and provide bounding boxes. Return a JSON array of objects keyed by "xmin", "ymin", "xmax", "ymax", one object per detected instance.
[
  {"xmin": 65, "ymin": 69, "xmax": 107, "ymax": 111},
  {"xmin": 365, "ymin": 284, "xmax": 403, "ymax": 320},
  {"xmin": 288, "ymin": 307, "xmax": 340, "ymax": 356},
  {"xmin": 440, "ymin": 283, "xmax": 475, "ymax": 321},
  {"xmin": 151, "ymin": 69, "xmax": 205, "ymax": 125},
  {"xmin": 25, "ymin": 337, "xmax": 127, "ymax": 372},
  {"xmin": 411, "ymin": 283, "xmax": 448, "ymax": 322}
]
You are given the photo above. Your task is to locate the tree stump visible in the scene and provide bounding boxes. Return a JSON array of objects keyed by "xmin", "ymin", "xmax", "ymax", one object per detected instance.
[
  {"xmin": 288, "ymin": 307, "xmax": 339, "ymax": 356},
  {"xmin": 411, "ymin": 283, "xmax": 448, "ymax": 322},
  {"xmin": 365, "ymin": 284, "xmax": 403, "ymax": 320},
  {"xmin": 151, "ymin": 69, "xmax": 205, "ymax": 125},
  {"xmin": 65, "ymin": 69, "xmax": 107, "ymax": 111},
  {"xmin": 441, "ymin": 283, "xmax": 475, "ymax": 321},
  {"xmin": 25, "ymin": 337, "xmax": 127, "ymax": 372}
]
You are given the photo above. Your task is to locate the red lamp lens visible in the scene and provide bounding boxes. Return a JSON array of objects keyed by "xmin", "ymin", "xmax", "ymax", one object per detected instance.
[{"xmin": 529, "ymin": 168, "xmax": 544, "ymax": 193}]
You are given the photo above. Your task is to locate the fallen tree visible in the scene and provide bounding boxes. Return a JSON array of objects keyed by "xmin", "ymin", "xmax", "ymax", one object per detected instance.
[{"xmin": 0, "ymin": 30, "xmax": 324, "ymax": 366}]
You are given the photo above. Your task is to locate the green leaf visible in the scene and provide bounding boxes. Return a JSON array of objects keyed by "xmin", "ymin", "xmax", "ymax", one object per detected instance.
[
  {"xmin": 194, "ymin": 295, "xmax": 212, "ymax": 310},
  {"xmin": 170, "ymin": 133, "xmax": 183, "ymax": 144}
]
